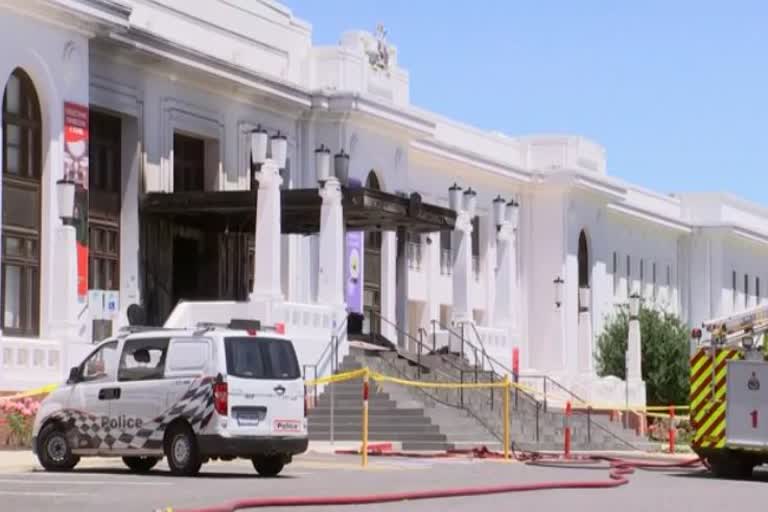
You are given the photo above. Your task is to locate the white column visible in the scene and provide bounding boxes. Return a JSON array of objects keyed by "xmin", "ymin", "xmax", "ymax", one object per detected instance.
[
  {"xmin": 452, "ymin": 211, "xmax": 473, "ymax": 324},
  {"xmin": 317, "ymin": 177, "xmax": 345, "ymax": 308},
  {"xmin": 251, "ymin": 160, "xmax": 283, "ymax": 314},
  {"xmin": 577, "ymin": 287, "xmax": 594, "ymax": 375},
  {"xmin": 494, "ymin": 224, "xmax": 515, "ymax": 324},
  {"xmin": 49, "ymin": 224, "xmax": 80, "ymax": 342},
  {"xmin": 380, "ymin": 231, "xmax": 397, "ymax": 342},
  {"xmin": 627, "ymin": 315, "xmax": 642, "ymax": 380}
]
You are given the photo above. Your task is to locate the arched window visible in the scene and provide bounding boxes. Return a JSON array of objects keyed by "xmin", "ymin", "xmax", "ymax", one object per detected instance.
[
  {"xmin": 2, "ymin": 69, "xmax": 41, "ymax": 336},
  {"xmin": 577, "ymin": 230, "xmax": 589, "ymax": 289}
]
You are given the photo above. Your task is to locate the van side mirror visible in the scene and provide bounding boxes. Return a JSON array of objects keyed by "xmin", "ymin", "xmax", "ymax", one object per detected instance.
[{"xmin": 67, "ymin": 366, "xmax": 81, "ymax": 384}]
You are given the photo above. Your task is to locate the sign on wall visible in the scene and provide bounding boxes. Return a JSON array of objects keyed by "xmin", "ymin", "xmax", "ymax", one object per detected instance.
[
  {"xmin": 63, "ymin": 102, "xmax": 89, "ymax": 302},
  {"xmin": 345, "ymin": 231, "xmax": 364, "ymax": 313}
]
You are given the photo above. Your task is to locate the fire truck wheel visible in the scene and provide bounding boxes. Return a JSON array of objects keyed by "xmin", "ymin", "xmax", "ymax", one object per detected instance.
[{"xmin": 708, "ymin": 456, "xmax": 754, "ymax": 479}]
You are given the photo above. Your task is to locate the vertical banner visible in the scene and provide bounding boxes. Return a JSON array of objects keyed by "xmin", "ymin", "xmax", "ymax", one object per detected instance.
[
  {"xmin": 345, "ymin": 231, "xmax": 364, "ymax": 313},
  {"xmin": 512, "ymin": 347, "xmax": 520, "ymax": 382},
  {"xmin": 63, "ymin": 102, "xmax": 89, "ymax": 302}
]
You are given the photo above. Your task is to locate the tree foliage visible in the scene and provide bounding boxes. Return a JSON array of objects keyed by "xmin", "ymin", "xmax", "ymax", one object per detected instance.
[{"xmin": 595, "ymin": 304, "xmax": 690, "ymax": 406}]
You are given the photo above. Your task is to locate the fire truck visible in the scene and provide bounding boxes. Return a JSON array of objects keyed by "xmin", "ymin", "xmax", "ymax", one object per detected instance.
[{"xmin": 691, "ymin": 302, "xmax": 768, "ymax": 478}]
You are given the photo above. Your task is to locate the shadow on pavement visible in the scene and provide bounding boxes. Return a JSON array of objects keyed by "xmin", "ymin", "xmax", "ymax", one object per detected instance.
[{"xmin": 55, "ymin": 467, "xmax": 298, "ymax": 480}]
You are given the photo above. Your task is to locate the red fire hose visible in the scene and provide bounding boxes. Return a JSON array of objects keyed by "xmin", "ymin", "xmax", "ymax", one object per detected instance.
[{"xmin": 169, "ymin": 449, "xmax": 702, "ymax": 512}]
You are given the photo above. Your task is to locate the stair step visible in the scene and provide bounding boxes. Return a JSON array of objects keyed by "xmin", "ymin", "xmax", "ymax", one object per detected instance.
[
  {"xmin": 309, "ymin": 416, "xmax": 432, "ymax": 427},
  {"xmin": 309, "ymin": 424, "xmax": 441, "ymax": 434},
  {"xmin": 308, "ymin": 408, "xmax": 426, "ymax": 417}
]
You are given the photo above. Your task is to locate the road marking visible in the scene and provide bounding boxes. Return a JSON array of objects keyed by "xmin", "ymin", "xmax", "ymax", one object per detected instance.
[
  {"xmin": 0, "ymin": 490, "xmax": 88, "ymax": 497},
  {"xmin": 0, "ymin": 478, "xmax": 170, "ymax": 486}
]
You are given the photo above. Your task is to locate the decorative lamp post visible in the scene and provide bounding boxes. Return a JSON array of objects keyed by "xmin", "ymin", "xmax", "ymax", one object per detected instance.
[
  {"xmin": 315, "ymin": 144, "xmax": 331, "ymax": 183},
  {"xmin": 270, "ymin": 131, "xmax": 288, "ymax": 169},
  {"xmin": 56, "ymin": 179, "xmax": 76, "ymax": 223},
  {"xmin": 493, "ymin": 195, "xmax": 506, "ymax": 229},
  {"xmin": 250, "ymin": 125, "xmax": 268, "ymax": 165},
  {"xmin": 554, "ymin": 276, "xmax": 564, "ymax": 309},
  {"xmin": 449, "ymin": 183, "xmax": 463, "ymax": 211},
  {"xmin": 579, "ymin": 287, "xmax": 591, "ymax": 313},
  {"xmin": 629, "ymin": 292, "xmax": 641, "ymax": 319},
  {"xmin": 506, "ymin": 199, "xmax": 519, "ymax": 229},
  {"xmin": 463, "ymin": 187, "xmax": 477, "ymax": 215},
  {"xmin": 334, "ymin": 149, "xmax": 350, "ymax": 186}
]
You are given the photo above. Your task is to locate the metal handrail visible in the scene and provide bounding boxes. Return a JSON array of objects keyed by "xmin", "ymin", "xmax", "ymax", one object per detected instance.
[{"xmin": 367, "ymin": 314, "xmax": 640, "ymax": 450}]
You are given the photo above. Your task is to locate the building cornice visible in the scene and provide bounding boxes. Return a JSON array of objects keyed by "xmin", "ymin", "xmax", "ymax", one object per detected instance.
[
  {"xmin": 107, "ymin": 27, "xmax": 312, "ymax": 108},
  {"xmin": 310, "ymin": 93, "xmax": 435, "ymax": 138},
  {"xmin": 49, "ymin": 0, "xmax": 132, "ymax": 26},
  {"xmin": 537, "ymin": 170, "xmax": 626, "ymax": 201},
  {"xmin": 606, "ymin": 203, "xmax": 692, "ymax": 234},
  {"xmin": 411, "ymin": 138, "xmax": 532, "ymax": 183}
]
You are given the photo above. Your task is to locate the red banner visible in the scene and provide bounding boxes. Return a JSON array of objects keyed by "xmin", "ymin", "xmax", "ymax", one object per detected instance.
[
  {"xmin": 63, "ymin": 102, "xmax": 89, "ymax": 300},
  {"xmin": 512, "ymin": 347, "xmax": 519, "ymax": 380}
]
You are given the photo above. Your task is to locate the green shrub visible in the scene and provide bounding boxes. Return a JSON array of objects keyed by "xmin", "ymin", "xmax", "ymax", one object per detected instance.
[{"xmin": 595, "ymin": 304, "xmax": 690, "ymax": 406}]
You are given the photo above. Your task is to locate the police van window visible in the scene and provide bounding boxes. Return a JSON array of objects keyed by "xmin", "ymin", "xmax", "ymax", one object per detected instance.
[
  {"xmin": 118, "ymin": 338, "xmax": 170, "ymax": 381},
  {"xmin": 81, "ymin": 341, "xmax": 119, "ymax": 382},
  {"xmin": 224, "ymin": 337, "xmax": 299, "ymax": 380}
]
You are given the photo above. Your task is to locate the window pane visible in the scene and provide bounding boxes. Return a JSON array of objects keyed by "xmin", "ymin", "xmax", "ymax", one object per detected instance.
[
  {"xmin": 105, "ymin": 260, "xmax": 114, "ymax": 290},
  {"xmin": 118, "ymin": 338, "xmax": 169, "ymax": 381},
  {"xmin": 24, "ymin": 236, "xmax": 35, "ymax": 258},
  {"xmin": 26, "ymin": 128, "xmax": 36, "ymax": 178},
  {"xmin": 2, "ymin": 185, "xmax": 39, "ymax": 228},
  {"xmin": 88, "ymin": 255, "xmax": 95, "ymax": 289},
  {"xmin": 6, "ymin": 147, "xmax": 19, "ymax": 175},
  {"xmin": 92, "ymin": 258, "xmax": 102, "ymax": 289},
  {"xmin": 82, "ymin": 342, "xmax": 119, "ymax": 382},
  {"xmin": 6, "ymin": 125, "xmax": 19, "ymax": 145},
  {"xmin": 3, "ymin": 264, "xmax": 21, "ymax": 329},
  {"xmin": 107, "ymin": 231, "xmax": 116, "ymax": 253},
  {"xmin": 4, "ymin": 237, "xmax": 21, "ymax": 257},
  {"xmin": 4, "ymin": 75, "xmax": 20, "ymax": 115},
  {"xmin": 24, "ymin": 267, "xmax": 37, "ymax": 333}
]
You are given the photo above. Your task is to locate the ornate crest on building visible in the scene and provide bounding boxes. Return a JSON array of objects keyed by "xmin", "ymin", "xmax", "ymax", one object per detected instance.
[{"xmin": 367, "ymin": 24, "xmax": 390, "ymax": 72}]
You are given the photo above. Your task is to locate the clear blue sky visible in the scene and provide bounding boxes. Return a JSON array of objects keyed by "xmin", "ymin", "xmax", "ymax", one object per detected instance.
[{"xmin": 286, "ymin": 0, "xmax": 768, "ymax": 205}]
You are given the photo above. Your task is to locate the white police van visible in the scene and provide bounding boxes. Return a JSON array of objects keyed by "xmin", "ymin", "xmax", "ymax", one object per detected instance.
[{"xmin": 31, "ymin": 319, "xmax": 308, "ymax": 477}]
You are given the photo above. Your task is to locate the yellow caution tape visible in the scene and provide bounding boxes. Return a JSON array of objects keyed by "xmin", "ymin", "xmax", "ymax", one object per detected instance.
[
  {"xmin": 0, "ymin": 383, "xmax": 59, "ymax": 402},
  {"xmin": 370, "ymin": 372, "xmax": 508, "ymax": 389},
  {"xmin": 305, "ymin": 368, "xmax": 367, "ymax": 386},
  {"xmin": 304, "ymin": 366, "xmax": 690, "ymax": 413}
]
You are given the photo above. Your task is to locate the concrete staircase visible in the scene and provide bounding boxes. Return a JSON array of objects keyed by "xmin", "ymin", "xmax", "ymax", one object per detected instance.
[
  {"xmin": 307, "ymin": 357, "xmax": 456, "ymax": 450},
  {"xmin": 308, "ymin": 346, "xmax": 650, "ymax": 451}
]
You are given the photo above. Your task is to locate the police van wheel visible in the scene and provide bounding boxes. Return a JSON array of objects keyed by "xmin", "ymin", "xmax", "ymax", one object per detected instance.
[
  {"xmin": 165, "ymin": 424, "xmax": 202, "ymax": 476},
  {"xmin": 37, "ymin": 424, "xmax": 79, "ymax": 472},
  {"xmin": 122, "ymin": 456, "xmax": 160, "ymax": 473},
  {"xmin": 252, "ymin": 456, "xmax": 284, "ymax": 477}
]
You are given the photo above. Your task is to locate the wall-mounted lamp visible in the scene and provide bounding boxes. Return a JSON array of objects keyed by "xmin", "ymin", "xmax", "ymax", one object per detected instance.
[
  {"xmin": 506, "ymin": 199, "xmax": 520, "ymax": 229},
  {"xmin": 315, "ymin": 144, "xmax": 331, "ymax": 183},
  {"xmin": 56, "ymin": 178, "xmax": 76, "ymax": 223},
  {"xmin": 250, "ymin": 125, "xmax": 268, "ymax": 165},
  {"xmin": 629, "ymin": 292, "xmax": 641, "ymax": 319},
  {"xmin": 270, "ymin": 131, "xmax": 288, "ymax": 169},
  {"xmin": 462, "ymin": 187, "xmax": 477, "ymax": 214},
  {"xmin": 448, "ymin": 183, "xmax": 463, "ymax": 211},
  {"xmin": 493, "ymin": 195, "xmax": 506, "ymax": 229},
  {"xmin": 334, "ymin": 149, "xmax": 350, "ymax": 185},
  {"xmin": 554, "ymin": 276, "xmax": 564, "ymax": 309}
]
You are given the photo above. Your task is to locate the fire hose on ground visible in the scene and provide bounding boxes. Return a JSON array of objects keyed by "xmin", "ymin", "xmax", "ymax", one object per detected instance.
[
  {"xmin": 165, "ymin": 448, "xmax": 703, "ymax": 512},
  {"xmin": 160, "ymin": 369, "xmax": 701, "ymax": 512}
]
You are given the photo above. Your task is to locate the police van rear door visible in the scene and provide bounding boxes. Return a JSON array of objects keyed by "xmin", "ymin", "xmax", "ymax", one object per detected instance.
[{"xmin": 224, "ymin": 336, "xmax": 304, "ymax": 437}]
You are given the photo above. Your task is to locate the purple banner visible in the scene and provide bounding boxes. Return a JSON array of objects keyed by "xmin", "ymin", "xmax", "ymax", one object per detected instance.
[{"xmin": 345, "ymin": 231, "xmax": 364, "ymax": 314}]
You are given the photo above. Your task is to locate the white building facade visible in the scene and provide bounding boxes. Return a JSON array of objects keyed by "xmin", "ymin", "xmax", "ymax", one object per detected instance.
[{"xmin": 1, "ymin": 0, "xmax": 767, "ymax": 406}]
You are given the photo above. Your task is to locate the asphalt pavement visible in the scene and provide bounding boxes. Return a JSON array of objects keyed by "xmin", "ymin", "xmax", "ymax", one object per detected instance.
[{"xmin": 0, "ymin": 452, "xmax": 766, "ymax": 512}]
